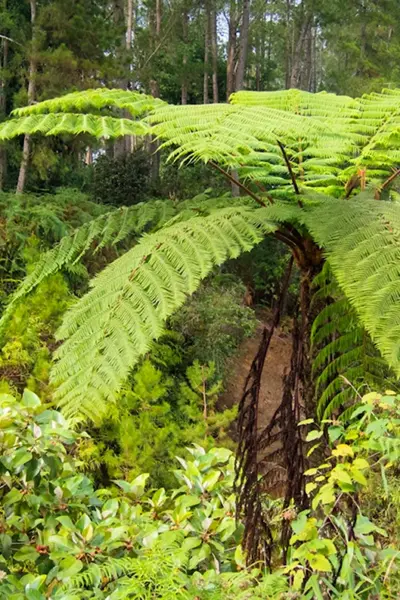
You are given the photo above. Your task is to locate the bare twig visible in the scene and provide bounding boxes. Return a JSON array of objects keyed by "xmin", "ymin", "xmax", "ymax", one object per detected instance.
[
  {"xmin": 277, "ymin": 140, "xmax": 303, "ymax": 207},
  {"xmin": 209, "ymin": 160, "xmax": 274, "ymax": 206},
  {"xmin": 0, "ymin": 34, "xmax": 23, "ymax": 47}
]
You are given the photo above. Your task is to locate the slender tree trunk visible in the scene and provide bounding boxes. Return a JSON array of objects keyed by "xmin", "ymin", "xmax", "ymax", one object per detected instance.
[
  {"xmin": 181, "ymin": 6, "xmax": 188, "ymax": 104},
  {"xmin": 203, "ymin": 6, "xmax": 210, "ymax": 104},
  {"xmin": 16, "ymin": 0, "xmax": 37, "ymax": 194},
  {"xmin": 255, "ymin": 27, "xmax": 261, "ymax": 91},
  {"xmin": 113, "ymin": 0, "xmax": 130, "ymax": 157},
  {"xmin": 235, "ymin": 0, "xmax": 250, "ymax": 91},
  {"xmin": 210, "ymin": 5, "xmax": 218, "ymax": 103},
  {"xmin": 0, "ymin": 36, "xmax": 8, "ymax": 190},
  {"xmin": 289, "ymin": 11, "xmax": 312, "ymax": 90},
  {"xmin": 126, "ymin": 0, "xmax": 135, "ymax": 151},
  {"xmin": 149, "ymin": 0, "xmax": 162, "ymax": 182},
  {"xmin": 126, "ymin": 0, "xmax": 133, "ymax": 52},
  {"xmin": 284, "ymin": 0, "xmax": 292, "ymax": 88},
  {"xmin": 226, "ymin": 0, "xmax": 237, "ymax": 99}
]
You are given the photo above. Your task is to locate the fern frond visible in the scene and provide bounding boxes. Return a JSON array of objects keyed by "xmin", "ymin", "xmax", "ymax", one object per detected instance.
[
  {"xmin": 0, "ymin": 113, "xmax": 149, "ymax": 140},
  {"xmin": 12, "ymin": 88, "xmax": 164, "ymax": 117},
  {"xmin": 305, "ymin": 195, "xmax": 400, "ymax": 378},
  {"xmin": 0, "ymin": 200, "xmax": 176, "ymax": 334},
  {"xmin": 3, "ymin": 87, "xmax": 400, "ymax": 196},
  {"xmin": 50, "ymin": 206, "xmax": 278, "ymax": 419}
]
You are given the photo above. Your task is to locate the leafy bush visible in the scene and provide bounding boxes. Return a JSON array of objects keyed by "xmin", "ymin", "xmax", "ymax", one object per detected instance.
[
  {"xmin": 90, "ymin": 150, "xmax": 152, "ymax": 206},
  {"xmin": 170, "ymin": 275, "xmax": 258, "ymax": 377},
  {"xmin": 0, "ymin": 389, "xmax": 400, "ymax": 598},
  {"xmin": 286, "ymin": 391, "xmax": 400, "ymax": 598},
  {"xmin": 0, "ymin": 390, "xmax": 247, "ymax": 598},
  {"xmin": 81, "ymin": 337, "xmax": 237, "ymax": 488}
]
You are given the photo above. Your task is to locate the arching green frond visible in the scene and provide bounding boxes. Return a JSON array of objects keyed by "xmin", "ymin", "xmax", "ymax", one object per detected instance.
[
  {"xmin": 0, "ymin": 200, "xmax": 176, "ymax": 334},
  {"xmin": 311, "ymin": 269, "xmax": 391, "ymax": 420},
  {"xmin": 231, "ymin": 88, "xmax": 361, "ymax": 119},
  {"xmin": 2, "ymin": 87, "xmax": 400, "ymax": 197},
  {"xmin": 50, "ymin": 206, "xmax": 278, "ymax": 419},
  {"xmin": 12, "ymin": 88, "xmax": 164, "ymax": 117},
  {"xmin": 148, "ymin": 102, "xmax": 329, "ymax": 167},
  {"xmin": 304, "ymin": 195, "xmax": 400, "ymax": 377},
  {"xmin": 0, "ymin": 113, "xmax": 149, "ymax": 140}
]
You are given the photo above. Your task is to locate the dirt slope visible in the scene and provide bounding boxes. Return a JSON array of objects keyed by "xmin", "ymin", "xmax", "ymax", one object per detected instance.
[{"xmin": 220, "ymin": 314, "xmax": 292, "ymax": 431}]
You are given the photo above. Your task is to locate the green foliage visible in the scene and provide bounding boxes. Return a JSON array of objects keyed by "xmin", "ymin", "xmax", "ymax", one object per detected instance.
[
  {"xmin": 311, "ymin": 264, "xmax": 393, "ymax": 420},
  {"xmin": 90, "ymin": 150, "xmax": 152, "ymax": 207},
  {"xmin": 302, "ymin": 195, "xmax": 400, "ymax": 379},
  {"xmin": 80, "ymin": 334, "xmax": 237, "ymax": 488},
  {"xmin": 0, "ymin": 391, "xmax": 250, "ymax": 599},
  {"xmin": 289, "ymin": 390, "xmax": 400, "ymax": 598},
  {"xmin": 0, "ymin": 274, "xmax": 70, "ymax": 397},
  {"xmin": 171, "ymin": 275, "xmax": 257, "ymax": 375},
  {"xmin": 12, "ymin": 88, "xmax": 164, "ymax": 119},
  {"xmin": 50, "ymin": 206, "xmax": 276, "ymax": 419},
  {"xmin": 0, "ymin": 197, "xmax": 177, "ymax": 333},
  {"xmin": 1, "ymin": 389, "xmax": 400, "ymax": 598}
]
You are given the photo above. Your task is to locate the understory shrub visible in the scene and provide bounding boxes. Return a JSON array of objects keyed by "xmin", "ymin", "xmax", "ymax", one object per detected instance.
[
  {"xmin": 90, "ymin": 150, "xmax": 151, "ymax": 206},
  {"xmin": 0, "ymin": 390, "xmax": 399, "ymax": 598},
  {"xmin": 170, "ymin": 275, "xmax": 258, "ymax": 377},
  {"xmin": 80, "ymin": 334, "xmax": 237, "ymax": 488}
]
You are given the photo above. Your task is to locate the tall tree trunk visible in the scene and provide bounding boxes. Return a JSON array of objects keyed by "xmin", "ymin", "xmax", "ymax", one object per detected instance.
[
  {"xmin": 114, "ymin": 0, "xmax": 132, "ymax": 157},
  {"xmin": 289, "ymin": 11, "xmax": 312, "ymax": 90},
  {"xmin": 284, "ymin": 0, "xmax": 292, "ymax": 89},
  {"xmin": 210, "ymin": 6, "xmax": 218, "ymax": 103},
  {"xmin": 255, "ymin": 27, "xmax": 261, "ymax": 91},
  {"xmin": 126, "ymin": 0, "xmax": 133, "ymax": 52},
  {"xmin": 235, "ymin": 0, "xmax": 250, "ymax": 91},
  {"xmin": 0, "ymin": 35, "xmax": 8, "ymax": 191},
  {"xmin": 226, "ymin": 0, "xmax": 237, "ymax": 99},
  {"xmin": 181, "ymin": 6, "xmax": 188, "ymax": 105},
  {"xmin": 16, "ymin": 0, "xmax": 37, "ymax": 194},
  {"xmin": 126, "ymin": 0, "xmax": 135, "ymax": 151},
  {"xmin": 149, "ymin": 0, "xmax": 162, "ymax": 182},
  {"xmin": 203, "ymin": 6, "xmax": 210, "ymax": 104}
]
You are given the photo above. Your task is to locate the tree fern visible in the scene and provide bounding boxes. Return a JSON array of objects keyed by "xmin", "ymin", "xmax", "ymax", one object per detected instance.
[
  {"xmin": 2, "ymin": 88, "xmax": 400, "ymax": 421},
  {"xmin": 50, "ymin": 206, "xmax": 277, "ymax": 419}
]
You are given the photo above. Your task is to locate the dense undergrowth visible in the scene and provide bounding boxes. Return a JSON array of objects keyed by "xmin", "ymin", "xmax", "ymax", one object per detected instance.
[
  {"xmin": 0, "ymin": 389, "xmax": 399, "ymax": 599},
  {"xmin": 0, "ymin": 187, "xmax": 265, "ymax": 487}
]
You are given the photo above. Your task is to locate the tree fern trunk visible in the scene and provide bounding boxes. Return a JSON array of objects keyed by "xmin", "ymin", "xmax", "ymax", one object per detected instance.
[{"xmin": 236, "ymin": 239, "xmax": 324, "ymax": 566}]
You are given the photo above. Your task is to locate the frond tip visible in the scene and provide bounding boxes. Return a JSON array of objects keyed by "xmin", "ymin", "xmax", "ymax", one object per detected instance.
[{"xmin": 51, "ymin": 206, "xmax": 277, "ymax": 420}]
